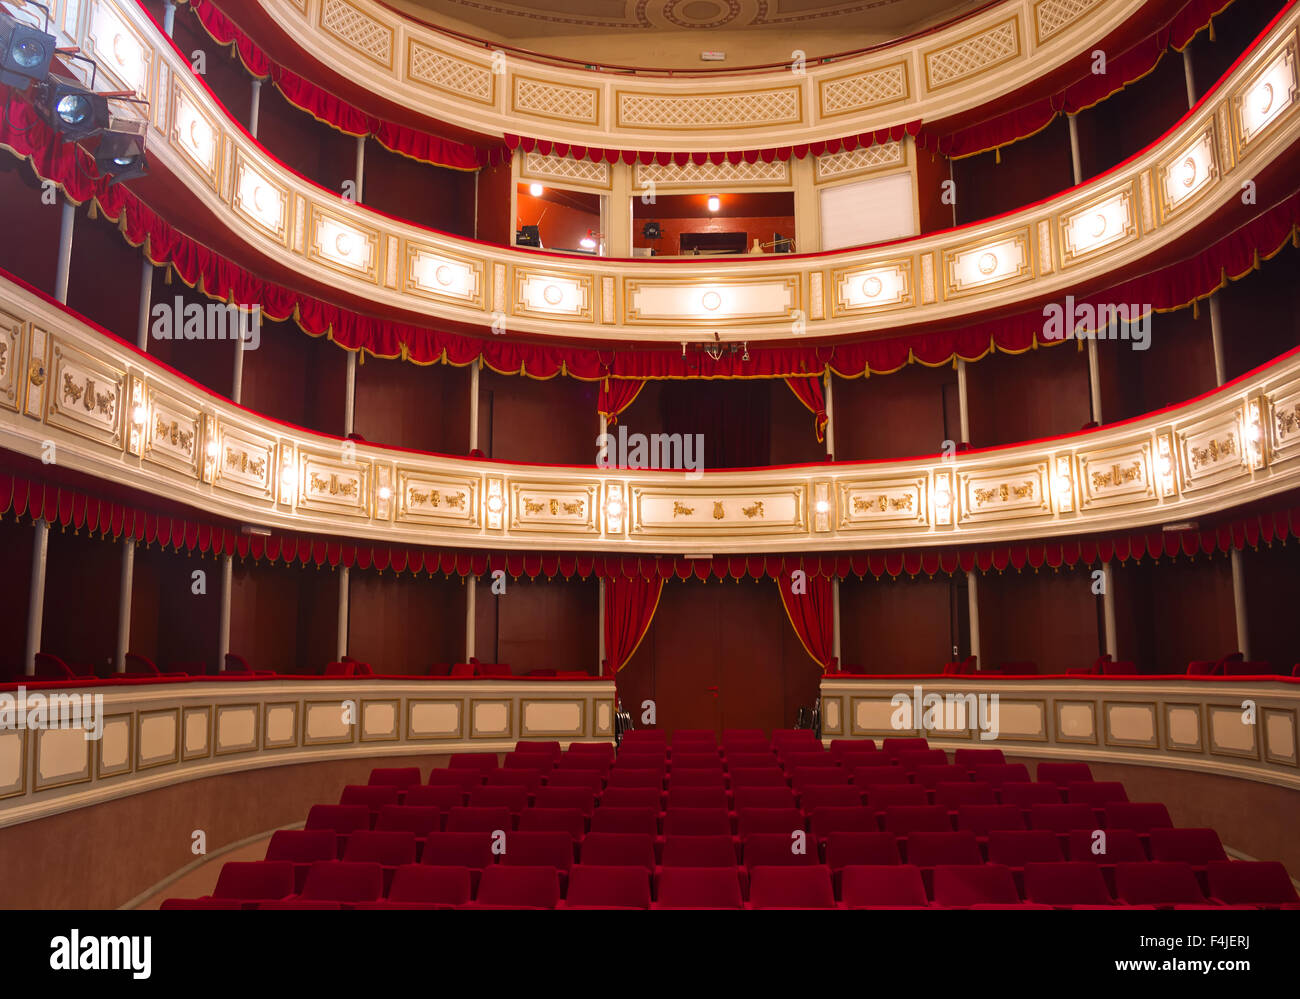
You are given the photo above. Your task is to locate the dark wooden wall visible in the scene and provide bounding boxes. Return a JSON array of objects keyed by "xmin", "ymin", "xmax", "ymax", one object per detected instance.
[
  {"xmin": 966, "ymin": 343, "xmax": 1092, "ymax": 447},
  {"xmin": 348, "ymin": 571, "xmax": 466, "ymax": 675},
  {"xmin": 475, "ymin": 576, "xmax": 599, "ymax": 674},
  {"xmin": 832, "ymin": 364, "xmax": 960, "ymax": 460},
  {"xmin": 839, "ymin": 573, "xmax": 961, "ymax": 673},
  {"xmin": 617, "ymin": 579, "xmax": 822, "ymax": 736},
  {"xmin": 977, "ymin": 564, "xmax": 1102, "ymax": 674}
]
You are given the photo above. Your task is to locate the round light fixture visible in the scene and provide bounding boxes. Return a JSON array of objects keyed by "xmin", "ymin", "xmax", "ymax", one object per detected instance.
[
  {"xmin": 131, "ymin": 404, "xmax": 147, "ymax": 426},
  {"xmin": 487, "ymin": 495, "xmax": 504, "ymax": 514},
  {"xmin": 378, "ymin": 486, "xmax": 392, "ymax": 501},
  {"xmin": 529, "ymin": 182, "xmax": 544, "ymax": 197},
  {"xmin": 815, "ymin": 499, "xmax": 830, "ymax": 514},
  {"xmin": 707, "ymin": 195, "xmax": 720, "ymax": 212}
]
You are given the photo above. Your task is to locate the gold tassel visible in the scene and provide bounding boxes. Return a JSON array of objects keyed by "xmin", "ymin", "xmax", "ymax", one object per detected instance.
[
  {"xmin": 88, "ymin": 200, "xmax": 98, "ymax": 221},
  {"xmin": 995, "ymin": 147, "xmax": 1001, "ymax": 165},
  {"xmin": 165, "ymin": 264, "xmax": 173, "ymax": 285},
  {"xmin": 1192, "ymin": 300, "xmax": 1199, "ymax": 320},
  {"xmin": 1208, "ymin": 19, "xmax": 1215, "ymax": 42}
]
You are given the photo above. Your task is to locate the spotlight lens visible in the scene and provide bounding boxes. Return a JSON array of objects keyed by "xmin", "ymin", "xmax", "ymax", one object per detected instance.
[
  {"xmin": 112, "ymin": 154, "xmax": 136, "ymax": 167},
  {"xmin": 13, "ymin": 39, "xmax": 46, "ymax": 70},
  {"xmin": 56, "ymin": 94, "xmax": 92, "ymax": 126}
]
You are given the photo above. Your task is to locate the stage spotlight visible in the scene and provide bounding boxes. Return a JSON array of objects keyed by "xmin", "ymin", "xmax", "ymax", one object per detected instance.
[
  {"xmin": 0, "ymin": 5, "xmax": 57, "ymax": 90},
  {"xmin": 35, "ymin": 78, "xmax": 109, "ymax": 139},
  {"xmin": 94, "ymin": 118, "xmax": 149, "ymax": 187}
]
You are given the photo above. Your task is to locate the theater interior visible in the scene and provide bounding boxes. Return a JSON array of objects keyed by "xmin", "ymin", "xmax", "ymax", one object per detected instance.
[{"xmin": 0, "ymin": 0, "xmax": 1298, "ymax": 937}]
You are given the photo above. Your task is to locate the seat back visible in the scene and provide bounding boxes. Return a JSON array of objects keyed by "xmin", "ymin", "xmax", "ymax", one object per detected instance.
[
  {"xmin": 1206, "ymin": 861, "xmax": 1300, "ymax": 906},
  {"xmin": 300, "ymin": 862, "xmax": 383, "ymax": 902},
  {"xmin": 748, "ymin": 866, "xmax": 835, "ymax": 909},
  {"xmin": 841, "ymin": 865, "xmax": 928, "ymax": 907},
  {"xmin": 661, "ymin": 835, "xmax": 737, "ymax": 868},
  {"xmin": 1023, "ymin": 862, "xmax": 1114, "ymax": 906},
  {"xmin": 386, "ymin": 865, "xmax": 471, "ymax": 906},
  {"xmin": 655, "ymin": 868, "xmax": 743, "ymax": 909},
  {"xmin": 1115, "ymin": 862, "xmax": 1206, "ymax": 905},
  {"xmin": 212, "ymin": 861, "xmax": 295, "ymax": 902},
  {"xmin": 932, "ymin": 864, "xmax": 1020, "ymax": 906},
  {"xmin": 475, "ymin": 866, "xmax": 560, "ymax": 909},
  {"xmin": 565, "ymin": 865, "xmax": 651, "ymax": 909},
  {"xmin": 825, "ymin": 832, "xmax": 900, "ymax": 869}
]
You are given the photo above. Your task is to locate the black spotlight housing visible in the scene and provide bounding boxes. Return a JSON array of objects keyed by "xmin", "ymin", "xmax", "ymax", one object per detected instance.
[
  {"xmin": 35, "ymin": 78, "xmax": 109, "ymax": 140},
  {"xmin": 95, "ymin": 131, "xmax": 148, "ymax": 188},
  {"xmin": 0, "ymin": 6, "xmax": 57, "ymax": 90}
]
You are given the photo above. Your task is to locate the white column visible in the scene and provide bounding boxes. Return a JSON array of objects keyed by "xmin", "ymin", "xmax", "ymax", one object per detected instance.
[
  {"xmin": 597, "ymin": 577, "xmax": 606, "ymax": 672},
  {"xmin": 1087, "ymin": 338, "xmax": 1103, "ymax": 425},
  {"xmin": 791, "ymin": 154, "xmax": 820, "ymax": 254},
  {"xmin": 465, "ymin": 576, "xmax": 477, "ymax": 661},
  {"xmin": 469, "ymin": 362, "xmax": 481, "ymax": 451},
  {"xmin": 114, "ymin": 539, "xmax": 135, "ymax": 673},
  {"xmin": 163, "ymin": 0, "xmax": 176, "ymax": 37},
  {"xmin": 336, "ymin": 565, "xmax": 350, "ymax": 661},
  {"xmin": 823, "ymin": 370, "xmax": 835, "ymax": 458},
  {"xmin": 354, "ymin": 135, "xmax": 366, "ymax": 203},
  {"xmin": 54, "ymin": 199, "xmax": 75, "ymax": 304},
  {"xmin": 831, "ymin": 577, "xmax": 842, "ymax": 666},
  {"xmin": 24, "ymin": 519, "xmax": 50, "ymax": 676},
  {"xmin": 343, "ymin": 352, "xmax": 357, "ymax": 436},
  {"xmin": 217, "ymin": 553, "xmax": 232, "ymax": 671},
  {"xmin": 965, "ymin": 569, "xmax": 981, "ymax": 667},
  {"xmin": 1101, "ymin": 562, "xmax": 1118, "ymax": 659},
  {"xmin": 609, "ymin": 159, "xmax": 634, "ymax": 257},
  {"xmin": 1182, "ymin": 48, "xmax": 1197, "ymax": 109},
  {"xmin": 1067, "ymin": 113, "xmax": 1083, "ymax": 186},
  {"xmin": 1208, "ymin": 293, "xmax": 1226, "ymax": 386},
  {"xmin": 231, "ymin": 334, "xmax": 245, "ymax": 404},
  {"xmin": 1230, "ymin": 549, "xmax": 1250, "ymax": 660},
  {"xmin": 249, "ymin": 79, "xmax": 263, "ymax": 139},
  {"xmin": 956, "ymin": 359, "xmax": 971, "ymax": 445},
  {"xmin": 136, "ymin": 259, "xmax": 153, "ymax": 350}
]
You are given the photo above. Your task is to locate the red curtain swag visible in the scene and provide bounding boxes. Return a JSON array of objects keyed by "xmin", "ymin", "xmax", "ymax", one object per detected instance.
[
  {"xmin": 784, "ymin": 376, "xmax": 828, "ymax": 444},
  {"xmin": 182, "ymin": 0, "xmax": 494, "ymax": 170},
  {"xmin": 602, "ymin": 576, "xmax": 664, "ymax": 675},
  {"xmin": 777, "ymin": 569, "xmax": 835, "ymax": 670},
  {"xmin": 2, "ymin": 81, "xmax": 1299, "ymax": 384},
  {"xmin": 3, "ymin": 471, "xmax": 1296, "ymax": 584},
  {"xmin": 598, "ymin": 378, "xmax": 645, "ymax": 425}
]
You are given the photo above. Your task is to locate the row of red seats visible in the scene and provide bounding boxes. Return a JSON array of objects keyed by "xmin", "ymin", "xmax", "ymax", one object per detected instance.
[{"xmin": 163, "ymin": 855, "xmax": 1300, "ymax": 909}]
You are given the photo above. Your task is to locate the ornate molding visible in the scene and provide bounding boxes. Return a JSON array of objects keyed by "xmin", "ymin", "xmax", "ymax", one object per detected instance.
[
  {"xmin": 0, "ymin": 678, "xmax": 616, "ymax": 827},
  {"xmin": 236, "ymin": 0, "xmax": 1138, "ymax": 151},
  {"xmin": 820, "ymin": 677, "xmax": 1300, "ymax": 791},
  {"xmin": 3, "ymin": 274, "xmax": 1300, "ymax": 554},
  {"xmin": 41, "ymin": 0, "xmax": 1300, "ymax": 344}
]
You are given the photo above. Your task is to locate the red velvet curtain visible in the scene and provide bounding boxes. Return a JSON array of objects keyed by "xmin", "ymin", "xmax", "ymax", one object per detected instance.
[
  {"xmin": 777, "ymin": 570, "xmax": 834, "ymax": 670},
  {"xmin": 603, "ymin": 577, "xmax": 663, "ymax": 675},
  {"xmin": 785, "ymin": 376, "xmax": 828, "ymax": 444},
  {"xmin": 598, "ymin": 378, "xmax": 644, "ymax": 424}
]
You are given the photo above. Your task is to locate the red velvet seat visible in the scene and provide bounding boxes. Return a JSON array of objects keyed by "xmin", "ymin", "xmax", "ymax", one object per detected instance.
[
  {"xmin": 665, "ymin": 769, "xmax": 725, "ymax": 788},
  {"xmin": 1104, "ymin": 802, "xmax": 1174, "ymax": 834},
  {"xmin": 1114, "ymin": 862, "xmax": 1208, "ymax": 907},
  {"xmin": 448, "ymin": 752, "xmax": 500, "ymax": 772},
  {"xmin": 1066, "ymin": 780, "xmax": 1128, "ymax": 808},
  {"xmin": 380, "ymin": 865, "xmax": 471, "ymax": 908},
  {"xmin": 422, "ymin": 832, "xmax": 495, "ymax": 893},
  {"xmin": 304, "ymin": 805, "xmax": 371, "ymax": 856},
  {"xmin": 445, "ymin": 806, "xmax": 513, "ymax": 834},
  {"xmin": 298, "ymin": 861, "xmax": 384, "ymax": 904},
  {"xmin": 841, "ymin": 865, "xmax": 929, "ymax": 908},
  {"xmin": 426, "ymin": 770, "xmax": 484, "ymax": 792},
  {"xmin": 882, "ymin": 805, "xmax": 952, "ymax": 835},
  {"xmin": 972, "ymin": 764, "xmax": 1031, "ymax": 788},
  {"xmin": 210, "ymin": 861, "xmax": 295, "ymax": 907},
  {"xmin": 736, "ymin": 807, "xmax": 805, "ymax": 838},
  {"xmin": 953, "ymin": 748, "xmax": 1005, "ymax": 769},
  {"xmin": 743, "ymin": 832, "xmax": 818, "ymax": 871},
  {"xmin": 666, "ymin": 787, "xmax": 730, "ymax": 810},
  {"xmin": 474, "ymin": 866, "xmax": 560, "ymax": 909},
  {"xmin": 881, "ymin": 738, "xmax": 930, "ymax": 758},
  {"xmin": 663, "ymin": 808, "xmax": 731, "ymax": 837},
  {"xmin": 748, "ymin": 866, "xmax": 836, "ymax": 909},
  {"xmin": 343, "ymin": 831, "xmax": 417, "ymax": 891},
  {"xmin": 580, "ymin": 832, "xmax": 656, "ymax": 872},
  {"xmin": 904, "ymin": 831, "xmax": 983, "ymax": 870},
  {"xmin": 825, "ymin": 832, "xmax": 901, "ymax": 872},
  {"xmin": 375, "ymin": 805, "xmax": 440, "ymax": 839},
  {"xmin": 932, "ymin": 864, "xmax": 1021, "ymax": 907},
  {"xmin": 589, "ymin": 807, "xmax": 658, "ymax": 837},
  {"xmin": 468, "ymin": 786, "xmax": 529, "ymax": 814},
  {"xmin": 728, "ymin": 768, "xmax": 788, "ymax": 788},
  {"xmin": 517, "ymin": 808, "xmax": 586, "ymax": 841},
  {"xmin": 264, "ymin": 830, "xmax": 338, "ymax": 891},
  {"xmin": 799, "ymin": 786, "xmax": 864, "ymax": 811},
  {"xmin": 733, "ymin": 787, "xmax": 798, "ymax": 810},
  {"xmin": 790, "ymin": 767, "xmax": 851, "ymax": 790},
  {"xmin": 865, "ymin": 785, "xmax": 929, "ymax": 814},
  {"xmin": 934, "ymin": 782, "xmax": 996, "ymax": 812},
  {"xmin": 1023, "ymin": 862, "xmax": 1118, "ymax": 907},
  {"xmin": 654, "ymin": 868, "xmax": 744, "ymax": 909},
  {"xmin": 606, "ymin": 769, "xmax": 664, "ymax": 789},
  {"xmin": 1001, "ymin": 782, "xmax": 1063, "ymax": 811},
  {"xmin": 1029, "ymin": 803, "xmax": 1098, "ymax": 834},
  {"xmin": 913, "ymin": 765, "xmax": 972, "ymax": 790},
  {"xmin": 1206, "ymin": 861, "xmax": 1300, "ymax": 908},
  {"xmin": 661, "ymin": 834, "xmax": 739, "ymax": 869},
  {"xmin": 670, "ymin": 754, "xmax": 724, "ymax": 771},
  {"xmin": 532, "ymin": 787, "xmax": 597, "ymax": 815},
  {"xmin": 339, "ymin": 784, "xmax": 400, "ymax": 816},
  {"xmin": 896, "ymin": 750, "xmax": 948, "ymax": 771},
  {"xmin": 809, "ymin": 806, "xmax": 878, "ymax": 842},
  {"xmin": 599, "ymin": 787, "xmax": 662, "ymax": 810},
  {"xmin": 956, "ymin": 804, "xmax": 1026, "ymax": 836},
  {"xmin": 503, "ymin": 753, "xmax": 555, "ymax": 772},
  {"xmin": 546, "ymin": 772, "xmax": 605, "ymax": 794},
  {"xmin": 160, "ymin": 898, "xmax": 244, "ymax": 909},
  {"xmin": 514, "ymin": 740, "xmax": 562, "ymax": 757},
  {"xmin": 502, "ymin": 831, "xmax": 574, "ymax": 878},
  {"xmin": 1036, "ymin": 762, "xmax": 1093, "ymax": 787},
  {"xmin": 1068, "ymin": 828, "xmax": 1147, "ymax": 864},
  {"xmin": 987, "ymin": 829, "xmax": 1065, "ymax": 884},
  {"xmin": 563, "ymin": 865, "xmax": 652, "ymax": 909},
  {"xmin": 403, "ymin": 785, "xmax": 465, "ymax": 811}
]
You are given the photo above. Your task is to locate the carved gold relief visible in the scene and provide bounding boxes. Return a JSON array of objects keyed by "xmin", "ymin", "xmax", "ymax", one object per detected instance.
[
  {"xmin": 853, "ymin": 494, "xmax": 914, "ymax": 513},
  {"xmin": 61, "ymin": 372, "xmax": 116, "ymax": 418},
  {"xmin": 409, "ymin": 488, "xmax": 465, "ymax": 510},
  {"xmin": 742, "ymin": 501, "xmax": 765, "ymax": 519},
  {"xmin": 672, "ymin": 501, "xmax": 694, "ymax": 517},
  {"xmin": 1190, "ymin": 435, "xmax": 1236, "ymax": 470},
  {"xmin": 1090, "ymin": 461, "xmax": 1142, "ymax": 490},
  {"xmin": 713, "ymin": 502, "xmax": 725, "ymax": 520},
  {"xmin": 154, "ymin": 416, "xmax": 194, "ymax": 452},
  {"xmin": 309, "ymin": 472, "xmax": 359, "ymax": 497},
  {"xmin": 224, "ymin": 447, "xmax": 266, "ymax": 477},
  {"xmin": 973, "ymin": 480, "xmax": 1035, "ymax": 507}
]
